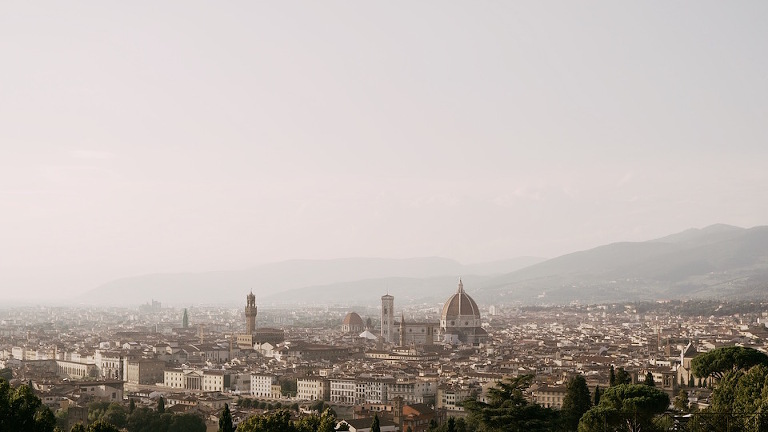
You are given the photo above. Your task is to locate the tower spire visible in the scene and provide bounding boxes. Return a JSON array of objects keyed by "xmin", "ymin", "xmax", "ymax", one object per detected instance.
[{"xmin": 458, "ymin": 278, "xmax": 464, "ymax": 293}]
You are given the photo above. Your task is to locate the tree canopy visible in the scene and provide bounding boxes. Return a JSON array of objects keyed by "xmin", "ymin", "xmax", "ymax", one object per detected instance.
[
  {"xmin": 561, "ymin": 375, "xmax": 592, "ymax": 431},
  {"xmin": 691, "ymin": 346, "xmax": 768, "ymax": 379},
  {"xmin": 0, "ymin": 379, "xmax": 56, "ymax": 432},
  {"xmin": 577, "ymin": 384, "xmax": 670, "ymax": 432},
  {"xmin": 463, "ymin": 374, "xmax": 558, "ymax": 432}
]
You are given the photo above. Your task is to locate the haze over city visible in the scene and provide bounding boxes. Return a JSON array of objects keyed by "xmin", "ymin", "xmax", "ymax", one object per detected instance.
[{"xmin": 2, "ymin": 2, "xmax": 767, "ymax": 301}]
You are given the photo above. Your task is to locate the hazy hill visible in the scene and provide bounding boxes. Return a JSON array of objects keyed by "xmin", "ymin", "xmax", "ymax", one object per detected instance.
[
  {"xmin": 475, "ymin": 225, "xmax": 768, "ymax": 304},
  {"xmin": 80, "ymin": 224, "xmax": 768, "ymax": 307},
  {"xmin": 80, "ymin": 256, "xmax": 544, "ymax": 306}
]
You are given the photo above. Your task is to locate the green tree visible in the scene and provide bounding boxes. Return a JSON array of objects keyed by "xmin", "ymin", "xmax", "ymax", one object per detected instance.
[
  {"xmin": 0, "ymin": 368, "xmax": 12, "ymax": 381},
  {"xmin": 219, "ymin": 403, "xmax": 234, "ymax": 432},
  {"xmin": 70, "ymin": 424, "xmax": 86, "ymax": 432},
  {"xmin": 318, "ymin": 408, "xmax": 337, "ymax": 432},
  {"xmin": 643, "ymin": 371, "xmax": 655, "ymax": 386},
  {"xmin": 167, "ymin": 413, "xmax": 206, "ymax": 432},
  {"xmin": 707, "ymin": 364, "xmax": 768, "ymax": 431},
  {"xmin": 577, "ymin": 384, "xmax": 670, "ymax": 432},
  {"xmin": 237, "ymin": 409, "xmax": 295, "ymax": 432},
  {"xmin": 371, "ymin": 414, "xmax": 381, "ymax": 432},
  {"xmin": 156, "ymin": 397, "xmax": 165, "ymax": 414},
  {"xmin": 561, "ymin": 375, "xmax": 592, "ymax": 431},
  {"xmin": 673, "ymin": 389, "xmax": 689, "ymax": 412},
  {"xmin": 609, "ymin": 365, "xmax": 616, "ymax": 387},
  {"xmin": 593, "ymin": 385, "xmax": 601, "ymax": 406},
  {"xmin": 102, "ymin": 403, "xmax": 127, "ymax": 428},
  {"xmin": 691, "ymin": 346, "xmax": 768, "ymax": 380},
  {"xmin": 129, "ymin": 399, "xmax": 136, "ymax": 414},
  {"xmin": 87, "ymin": 419, "xmax": 120, "ymax": 432},
  {"xmin": 463, "ymin": 375, "xmax": 558, "ymax": 432},
  {"xmin": 446, "ymin": 416, "xmax": 456, "ymax": 432},
  {"xmin": 615, "ymin": 367, "xmax": 632, "ymax": 385},
  {"xmin": 6, "ymin": 383, "xmax": 56, "ymax": 432}
]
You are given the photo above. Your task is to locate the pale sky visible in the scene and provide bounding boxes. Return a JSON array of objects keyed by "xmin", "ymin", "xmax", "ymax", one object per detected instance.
[{"xmin": 2, "ymin": 2, "xmax": 767, "ymax": 300}]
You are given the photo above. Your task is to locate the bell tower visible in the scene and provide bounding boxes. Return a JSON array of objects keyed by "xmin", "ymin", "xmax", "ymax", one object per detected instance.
[
  {"xmin": 381, "ymin": 294, "xmax": 394, "ymax": 343},
  {"xmin": 245, "ymin": 291, "xmax": 257, "ymax": 335}
]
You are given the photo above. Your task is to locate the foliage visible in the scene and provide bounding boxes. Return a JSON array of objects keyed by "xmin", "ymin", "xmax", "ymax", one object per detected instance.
[
  {"xmin": 707, "ymin": 364, "xmax": 768, "ymax": 432},
  {"xmin": 280, "ymin": 378, "xmax": 298, "ymax": 397},
  {"xmin": 237, "ymin": 409, "xmax": 294, "ymax": 432},
  {"xmin": 87, "ymin": 419, "xmax": 120, "ymax": 432},
  {"xmin": 673, "ymin": 389, "xmax": 689, "ymax": 412},
  {"xmin": 609, "ymin": 365, "xmax": 616, "ymax": 387},
  {"xmin": 644, "ymin": 371, "xmax": 655, "ymax": 386},
  {"xmin": 577, "ymin": 384, "xmax": 670, "ymax": 432},
  {"xmin": 615, "ymin": 367, "xmax": 632, "ymax": 385},
  {"xmin": 561, "ymin": 375, "xmax": 592, "ymax": 431},
  {"xmin": 463, "ymin": 374, "xmax": 558, "ymax": 432},
  {"xmin": 0, "ymin": 379, "xmax": 57, "ymax": 432},
  {"xmin": 593, "ymin": 385, "xmax": 601, "ymax": 406},
  {"xmin": 88, "ymin": 402, "xmax": 126, "ymax": 428},
  {"xmin": 0, "ymin": 368, "xmax": 12, "ymax": 381},
  {"xmin": 219, "ymin": 403, "xmax": 234, "ymax": 432},
  {"xmin": 124, "ymin": 406, "xmax": 205, "ymax": 432},
  {"xmin": 691, "ymin": 346, "xmax": 768, "ymax": 380},
  {"xmin": 371, "ymin": 413, "xmax": 381, "ymax": 432},
  {"xmin": 156, "ymin": 397, "xmax": 165, "ymax": 413}
]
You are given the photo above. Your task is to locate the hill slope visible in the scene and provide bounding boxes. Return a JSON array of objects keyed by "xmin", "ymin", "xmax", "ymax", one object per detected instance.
[{"xmin": 475, "ymin": 225, "xmax": 768, "ymax": 304}]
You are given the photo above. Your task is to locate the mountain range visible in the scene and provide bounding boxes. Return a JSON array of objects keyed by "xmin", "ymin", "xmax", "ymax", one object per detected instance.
[{"xmin": 80, "ymin": 224, "xmax": 768, "ymax": 306}]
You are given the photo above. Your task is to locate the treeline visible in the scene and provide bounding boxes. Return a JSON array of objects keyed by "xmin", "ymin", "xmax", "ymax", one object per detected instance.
[{"xmin": 0, "ymin": 380, "xmax": 206, "ymax": 432}]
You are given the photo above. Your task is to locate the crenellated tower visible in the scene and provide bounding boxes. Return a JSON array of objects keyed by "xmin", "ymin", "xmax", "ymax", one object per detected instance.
[{"xmin": 245, "ymin": 291, "xmax": 257, "ymax": 335}]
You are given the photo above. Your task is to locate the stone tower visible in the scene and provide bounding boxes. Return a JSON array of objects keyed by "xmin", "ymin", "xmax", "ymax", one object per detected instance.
[
  {"xmin": 182, "ymin": 308, "xmax": 189, "ymax": 329},
  {"xmin": 381, "ymin": 294, "xmax": 394, "ymax": 343},
  {"xmin": 245, "ymin": 291, "xmax": 257, "ymax": 335}
]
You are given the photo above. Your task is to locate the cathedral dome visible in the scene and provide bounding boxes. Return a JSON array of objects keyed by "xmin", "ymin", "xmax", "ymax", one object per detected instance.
[
  {"xmin": 342, "ymin": 312, "xmax": 364, "ymax": 327},
  {"xmin": 441, "ymin": 280, "xmax": 481, "ymax": 327},
  {"xmin": 342, "ymin": 312, "xmax": 365, "ymax": 333}
]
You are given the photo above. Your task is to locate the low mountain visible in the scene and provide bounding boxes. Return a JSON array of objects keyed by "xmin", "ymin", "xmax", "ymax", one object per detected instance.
[
  {"xmin": 476, "ymin": 225, "xmax": 768, "ymax": 304},
  {"xmin": 80, "ymin": 256, "xmax": 541, "ymax": 306}
]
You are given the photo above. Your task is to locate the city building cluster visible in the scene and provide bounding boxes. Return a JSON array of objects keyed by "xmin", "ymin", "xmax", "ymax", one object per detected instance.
[{"xmin": 2, "ymin": 282, "xmax": 768, "ymax": 430}]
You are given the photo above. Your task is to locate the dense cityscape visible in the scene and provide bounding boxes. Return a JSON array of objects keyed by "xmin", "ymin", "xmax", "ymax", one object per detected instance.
[{"xmin": 2, "ymin": 280, "xmax": 768, "ymax": 431}]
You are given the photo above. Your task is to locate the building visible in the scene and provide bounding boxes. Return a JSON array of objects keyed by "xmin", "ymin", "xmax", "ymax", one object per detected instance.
[
  {"xmin": 396, "ymin": 315, "xmax": 438, "ymax": 347},
  {"xmin": 534, "ymin": 385, "xmax": 567, "ymax": 409},
  {"xmin": 245, "ymin": 291, "xmax": 257, "ymax": 335},
  {"xmin": 297, "ymin": 377, "xmax": 330, "ymax": 401},
  {"xmin": 237, "ymin": 292, "xmax": 285, "ymax": 349},
  {"xmin": 439, "ymin": 280, "xmax": 488, "ymax": 345},
  {"xmin": 381, "ymin": 294, "xmax": 394, "ymax": 344},
  {"xmin": 330, "ymin": 377, "xmax": 357, "ymax": 405},
  {"xmin": 251, "ymin": 373, "xmax": 281, "ymax": 399},
  {"xmin": 126, "ymin": 359, "xmax": 166, "ymax": 385},
  {"xmin": 342, "ymin": 312, "xmax": 365, "ymax": 334}
]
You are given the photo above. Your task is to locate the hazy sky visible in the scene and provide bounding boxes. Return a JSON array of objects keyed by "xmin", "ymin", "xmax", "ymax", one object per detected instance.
[{"xmin": 2, "ymin": 2, "xmax": 767, "ymax": 300}]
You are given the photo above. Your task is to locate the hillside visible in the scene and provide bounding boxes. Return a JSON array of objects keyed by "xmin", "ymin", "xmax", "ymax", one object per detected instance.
[
  {"xmin": 80, "ymin": 256, "xmax": 544, "ymax": 306},
  {"xmin": 475, "ymin": 225, "xmax": 768, "ymax": 304}
]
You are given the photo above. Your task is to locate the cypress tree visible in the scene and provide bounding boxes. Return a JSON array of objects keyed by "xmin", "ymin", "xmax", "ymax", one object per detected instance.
[
  {"xmin": 371, "ymin": 413, "xmax": 381, "ymax": 432},
  {"xmin": 219, "ymin": 403, "xmax": 234, "ymax": 432}
]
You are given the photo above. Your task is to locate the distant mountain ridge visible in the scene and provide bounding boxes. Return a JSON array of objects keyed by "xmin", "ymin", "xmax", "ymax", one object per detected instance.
[
  {"xmin": 474, "ymin": 224, "xmax": 768, "ymax": 304},
  {"xmin": 80, "ymin": 256, "xmax": 545, "ymax": 306},
  {"xmin": 80, "ymin": 224, "xmax": 768, "ymax": 307}
]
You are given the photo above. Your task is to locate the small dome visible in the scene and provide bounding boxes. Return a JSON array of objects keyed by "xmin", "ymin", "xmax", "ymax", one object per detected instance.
[
  {"xmin": 342, "ymin": 312, "xmax": 365, "ymax": 327},
  {"xmin": 441, "ymin": 280, "xmax": 480, "ymax": 321}
]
